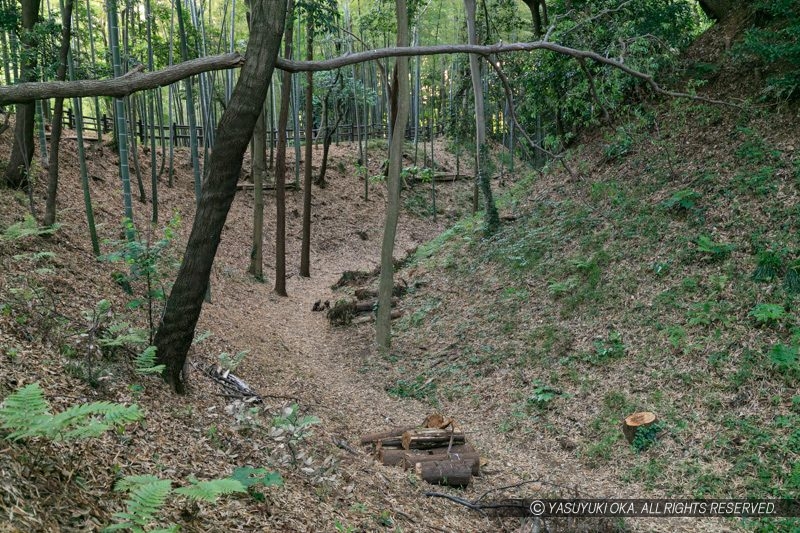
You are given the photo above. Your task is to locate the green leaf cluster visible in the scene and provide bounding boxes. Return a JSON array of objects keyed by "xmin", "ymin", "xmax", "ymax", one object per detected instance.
[{"xmin": 0, "ymin": 383, "xmax": 142, "ymax": 441}]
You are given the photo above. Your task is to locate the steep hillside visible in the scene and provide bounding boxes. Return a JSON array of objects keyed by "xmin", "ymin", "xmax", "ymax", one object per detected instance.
[{"xmin": 366, "ymin": 19, "xmax": 800, "ymax": 533}]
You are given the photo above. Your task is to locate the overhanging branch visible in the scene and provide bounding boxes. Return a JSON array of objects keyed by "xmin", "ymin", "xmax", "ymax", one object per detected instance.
[
  {"xmin": 0, "ymin": 53, "xmax": 244, "ymax": 104},
  {"xmin": 0, "ymin": 42, "xmax": 736, "ymax": 108}
]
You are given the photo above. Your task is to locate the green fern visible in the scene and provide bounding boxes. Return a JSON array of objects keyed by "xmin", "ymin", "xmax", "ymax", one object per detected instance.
[
  {"xmin": 106, "ymin": 477, "xmax": 174, "ymax": 532},
  {"xmin": 0, "ymin": 383, "xmax": 142, "ymax": 441},
  {"xmin": 135, "ymin": 346, "xmax": 165, "ymax": 375},
  {"xmin": 2, "ymin": 215, "xmax": 60, "ymax": 241},
  {"xmin": 173, "ymin": 478, "xmax": 246, "ymax": 501}
]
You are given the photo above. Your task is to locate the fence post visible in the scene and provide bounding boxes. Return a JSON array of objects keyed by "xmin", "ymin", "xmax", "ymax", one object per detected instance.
[{"xmin": 172, "ymin": 122, "xmax": 178, "ymax": 145}]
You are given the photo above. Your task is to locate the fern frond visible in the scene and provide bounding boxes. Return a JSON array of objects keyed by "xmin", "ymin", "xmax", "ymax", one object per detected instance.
[
  {"xmin": 109, "ymin": 478, "xmax": 172, "ymax": 529},
  {"xmin": 114, "ymin": 475, "xmax": 163, "ymax": 493},
  {"xmin": 173, "ymin": 478, "xmax": 246, "ymax": 502},
  {"xmin": 135, "ymin": 347, "xmax": 165, "ymax": 375},
  {"xmin": 0, "ymin": 383, "xmax": 52, "ymax": 439}
]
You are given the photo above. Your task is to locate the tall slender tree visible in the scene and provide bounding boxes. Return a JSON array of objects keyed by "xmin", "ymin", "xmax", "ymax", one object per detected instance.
[
  {"xmin": 464, "ymin": 0, "xmax": 498, "ymax": 232},
  {"xmin": 375, "ymin": 0, "xmax": 409, "ymax": 349},
  {"xmin": 274, "ymin": 0, "xmax": 295, "ymax": 297}
]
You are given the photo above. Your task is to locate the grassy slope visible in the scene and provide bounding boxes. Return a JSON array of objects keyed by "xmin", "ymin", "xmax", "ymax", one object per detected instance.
[{"xmin": 385, "ymin": 21, "xmax": 800, "ymax": 533}]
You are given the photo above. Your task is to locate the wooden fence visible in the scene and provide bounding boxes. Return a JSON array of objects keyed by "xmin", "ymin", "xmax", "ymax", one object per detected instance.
[{"xmin": 63, "ymin": 109, "xmax": 444, "ymax": 146}]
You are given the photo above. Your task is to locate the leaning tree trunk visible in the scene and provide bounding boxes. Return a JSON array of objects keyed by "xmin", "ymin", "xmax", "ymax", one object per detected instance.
[
  {"xmin": 43, "ymin": 0, "xmax": 74, "ymax": 226},
  {"xmin": 154, "ymin": 0, "xmax": 287, "ymax": 393},
  {"xmin": 2, "ymin": 0, "xmax": 39, "ymax": 190},
  {"xmin": 375, "ymin": 0, "xmax": 410, "ymax": 349}
]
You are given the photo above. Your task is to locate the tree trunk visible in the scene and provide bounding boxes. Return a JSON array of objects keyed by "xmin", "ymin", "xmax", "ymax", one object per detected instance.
[
  {"xmin": 2, "ymin": 0, "xmax": 39, "ymax": 190},
  {"xmin": 699, "ymin": 0, "xmax": 737, "ymax": 21},
  {"xmin": 154, "ymin": 0, "xmax": 287, "ymax": 393},
  {"xmin": 274, "ymin": 0, "xmax": 294, "ymax": 298},
  {"xmin": 300, "ymin": 23, "xmax": 314, "ymax": 278},
  {"xmin": 249, "ymin": 105, "xmax": 267, "ymax": 280},
  {"xmin": 43, "ymin": 0, "xmax": 74, "ymax": 227},
  {"xmin": 248, "ymin": 0, "xmax": 267, "ymax": 281},
  {"xmin": 464, "ymin": 0, "xmax": 499, "ymax": 233},
  {"xmin": 375, "ymin": 0, "xmax": 410, "ymax": 349}
]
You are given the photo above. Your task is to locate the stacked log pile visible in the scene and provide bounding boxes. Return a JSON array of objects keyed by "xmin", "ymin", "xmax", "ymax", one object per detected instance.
[{"xmin": 360, "ymin": 414, "xmax": 480, "ymax": 488}]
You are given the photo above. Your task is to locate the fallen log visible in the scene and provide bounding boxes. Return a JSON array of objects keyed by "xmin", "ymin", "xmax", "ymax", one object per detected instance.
[
  {"xmin": 404, "ymin": 451, "xmax": 480, "ymax": 476},
  {"xmin": 360, "ymin": 425, "xmax": 417, "ymax": 445},
  {"xmin": 353, "ymin": 297, "xmax": 398, "ymax": 313},
  {"xmin": 351, "ymin": 309, "xmax": 403, "ymax": 325},
  {"xmin": 402, "ymin": 428, "xmax": 466, "ymax": 450},
  {"xmin": 415, "ymin": 459, "xmax": 472, "ymax": 488},
  {"xmin": 378, "ymin": 447, "xmax": 410, "ymax": 467}
]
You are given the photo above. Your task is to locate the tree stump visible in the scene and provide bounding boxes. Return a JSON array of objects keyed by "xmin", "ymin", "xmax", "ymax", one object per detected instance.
[
  {"xmin": 414, "ymin": 459, "xmax": 472, "ymax": 487},
  {"xmin": 622, "ymin": 411, "xmax": 657, "ymax": 444}
]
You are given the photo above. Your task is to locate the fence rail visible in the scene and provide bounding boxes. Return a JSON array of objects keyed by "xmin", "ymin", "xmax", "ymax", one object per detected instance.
[{"xmin": 64, "ymin": 109, "xmax": 445, "ymax": 146}]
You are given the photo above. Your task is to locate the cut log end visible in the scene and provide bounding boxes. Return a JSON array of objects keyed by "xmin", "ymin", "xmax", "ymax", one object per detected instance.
[{"xmin": 622, "ymin": 411, "xmax": 657, "ymax": 444}]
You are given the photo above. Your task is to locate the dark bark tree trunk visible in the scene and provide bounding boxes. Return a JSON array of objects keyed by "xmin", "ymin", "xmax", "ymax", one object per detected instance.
[
  {"xmin": 43, "ymin": 0, "xmax": 74, "ymax": 226},
  {"xmin": 154, "ymin": 0, "xmax": 287, "ymax": 393},
  {"xmin": 699, "ymin": 0, "xmax": 738, "ymax": 21},
  {"xmin": 300, "ymin": 23, "xmax": 314, "ymax": 278},
  {"xmin": 274, "ymin": 0, "xmax": 294, "ymax": 298},
  {"xmin": 2, "ymin": 0, "xmax": 39, "ymax": 190},
  {"xmin": 521, "ymin": 0, "xmax": 547, "ymax": 38}
]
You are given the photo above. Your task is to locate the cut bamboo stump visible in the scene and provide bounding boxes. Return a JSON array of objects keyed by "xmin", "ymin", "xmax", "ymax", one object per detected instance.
[
  {"xmin": 402, "ymin": 428, "xmax": 465, "ymax": 450},
  {"xmin": 415, "ymin": 459, "xmax": 472, "ymax": 487},
  {"xmin": 622, "ymin": 411, "xmax": 658, "ymax": 444}
]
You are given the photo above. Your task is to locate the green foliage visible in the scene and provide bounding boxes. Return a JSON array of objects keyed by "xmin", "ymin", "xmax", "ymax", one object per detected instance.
[
  {"xmin": 107, "ymin": 467, "xmax": 280, "ymax": 532},
  {"xmin": 271, "ymin": 404, "xmax": 320, "ymax": 443},
  {"xmin": 134, "ymin": 346, "xmax": 165, "ymax": 375},
  {"xmin": 0, "ymin": 383, "xmax": 142, "ymax": 442},
  {"xmin": 749, "ymin": 304, "xmax": 786, "ymax": 326},
  {"xmin": 752, "ymin": 250, "xmax": 784, "ymax": 282},
  {"xmin": 218, "ymin": 350, "xmax": 248, "ymax": 372},
  {"xmin": 590, "ymin": 331, "xmax": 626, "ymax": 363},
  {"xmin": 230, "ymin": 466, "xmax": 283, "ymax": 490},
  {"xmin": 736, "ymin": 0, "xmax": 800, "ymax": 100},
  {"xmin": 785, "ymin": 260, "xmax": 800, "ymax": 295},
  {"xmin": 2, "ymin": 215, "xmax": 59, "ymax": 240},
  {"xmin": 695, "ymin": 235, "xmax": 734, "ymax": 261},
  {"xmin": 102, "ymin": 215, "xmax": 180, "ymax": 342},
  {"xmin": 768, "ymin": 344, "xmax": 798, "ymax": 375},
  {"xmin": 173, "ymin": 477, "xmax": 247, "ymax": 501},
  {"xmin": 662, "ymin": 189, "xmax": 701, "ymax": 213},
  {"xmin": 526, "ymin": 381, "xmax": 567, "ymax": 409},
  {"xmin": 631, "ymin": 421, "xmax": 664, "ymax": 452},
  {"xmin": 686, "ymin": 300, "xmax": 730, "ymax": 327},
  {"xmin": 106, "ymin": 477, "xmax": 175, "ymax": 533}
]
